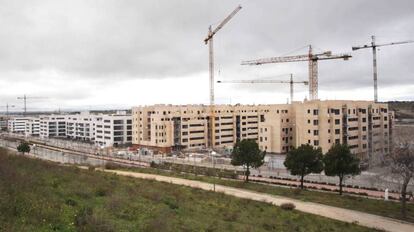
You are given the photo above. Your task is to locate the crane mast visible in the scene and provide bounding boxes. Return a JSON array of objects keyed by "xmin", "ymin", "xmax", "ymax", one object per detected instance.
[
  {"xmin": 0, "ymin": 104, "xmax": 15, "ymax": 116},
  {"xmin": 204, "ymin": 5, "xmax": 242, "ymax": 149},
  {"xmin": 352, "ymin": 36, "xmax": 414, "ymax": 102},
  {"xmin": 17, "ymin": 94, "xmax": 47, "ymax": 116},
  {"xmin": 241, "ymin": 45, "xmax": 351, "ymax": 100},
  {"xmin": 217, "ymin": 74, "xmax": 308, "ymax": 103}
]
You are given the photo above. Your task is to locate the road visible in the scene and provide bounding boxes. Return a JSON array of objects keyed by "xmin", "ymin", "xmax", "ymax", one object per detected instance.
[{"xmin": 102, "ymin": 169, "xmax": 414, "ymax": 232}]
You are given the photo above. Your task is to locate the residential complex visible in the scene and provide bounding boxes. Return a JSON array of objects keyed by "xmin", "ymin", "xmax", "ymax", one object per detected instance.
[
  {"xmin": 132, "ymin": 100, "xmax": 391, "ymax": 159},
  {"xmin": 7, "ymin": 112, "xmax": 132, "ymax": 148}
]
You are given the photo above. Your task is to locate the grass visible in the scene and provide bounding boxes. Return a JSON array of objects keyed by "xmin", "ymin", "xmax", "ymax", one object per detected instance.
[
  {"xmin": 113, "ymin": 161, "xmax": 414, "ymax": 223},
  {"xmin": 0, "ymin": 148, "xmax": 380, "ymax": 232}
]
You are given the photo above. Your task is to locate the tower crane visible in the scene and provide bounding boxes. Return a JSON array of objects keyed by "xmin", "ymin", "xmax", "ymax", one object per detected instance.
[
  {"xmin": 204, "ymin": 5, "xmax": 242, "ymax": 149},
  {"xmin": 17, "ymin": 94, "xmax": 47, "ymax": 116},
  {"xmin": 204, "ymin": 5, "xmax": 242, "ymax": 106},
  {"xmin": 217, "ymin": 74, "xmax": 308, "ymax": 103},
  {"xmin": 352, "ymin": 36, "xmax": 414, "ymax": 102},
  {"xmin": 0, "ymin": 104, "xmax": 15, "ymax": 116},
  {"xmin": 241, "ymin": 45, "xmax": 351, "ymax": 100}
]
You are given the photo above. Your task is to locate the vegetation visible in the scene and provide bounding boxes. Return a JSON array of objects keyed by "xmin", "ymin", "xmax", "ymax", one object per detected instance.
[
  {"xmin": 385, "ymin": 126, "xmax": 414, "ymax": 218},
  {"xmin": 284, "ymin": 144, "xmax": 324, "ymax": 189},
  {"xmin": 280, "ymin": 203, "xmax": 296, "ymax": 211},
  {"xmin": 17, "ymin": 141, "xmax": 30, "ymax": 155},
  {"xmin": 231, "ymin": 139, "xmax": 266, "ymax": 182},
  {"xmin": 0, "ymin": 148, "xmax": 379, "ymax": 232},
  {"xmin": 324, "ymin": 144, "xmax": 361, "ymax": 195},
  {"xmin": 112, "ymin": 163, "xmax": 414, "ymax": 223}
]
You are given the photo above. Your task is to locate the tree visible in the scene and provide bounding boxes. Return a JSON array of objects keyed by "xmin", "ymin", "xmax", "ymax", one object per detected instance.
[
  {"xmin": 17, "ymin": 141, "xmax": 31, "ymax": 155},
  {"xmin": 231, "ymin": 139, "xmax": 266, "ymax": 182},
  {"xmin": 284, "ymin": 144, "xmax": 324, "ymax": 189},
  {"xmin": 385, "ymin": 126, "xmax": 414, "ymax": 218},
  {"xmin": 323, "ymin": 144, "xmax": 360, "ymax": 195}
]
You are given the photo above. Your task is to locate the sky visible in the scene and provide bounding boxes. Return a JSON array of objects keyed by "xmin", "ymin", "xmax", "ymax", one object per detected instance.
[{"xmin": 0, "ymin": 0, "xmax": 413, "ymax": 112}]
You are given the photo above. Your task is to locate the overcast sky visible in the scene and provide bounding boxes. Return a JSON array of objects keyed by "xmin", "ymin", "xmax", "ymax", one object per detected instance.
[{"xmin": 1, "ymin": 0, "xmax": 413, "ymax": 112}]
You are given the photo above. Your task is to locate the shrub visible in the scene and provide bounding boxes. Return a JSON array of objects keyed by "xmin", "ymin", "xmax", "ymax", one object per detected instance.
[
  {"xmin": 105, "ymin": 162, "xmax": 122, "ymax": 170},
  {"xmin": 280, "ymin": 202, "xmax": 296, "ymax": 210},
  {"xmin": 65, "ymin": 198, "xmax": 77, "ymax": 206}
]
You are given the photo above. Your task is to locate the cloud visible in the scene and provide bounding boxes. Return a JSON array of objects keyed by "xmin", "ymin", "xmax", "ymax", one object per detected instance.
[{"xmin": 0, "ymin": 0, "xmax": 413, "ymax": 110}]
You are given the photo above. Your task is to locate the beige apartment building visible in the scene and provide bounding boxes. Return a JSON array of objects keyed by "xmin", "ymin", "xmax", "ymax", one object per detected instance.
[{"xmin": 132, "ymin": 100, "xmax": 391, "ymax": 159}]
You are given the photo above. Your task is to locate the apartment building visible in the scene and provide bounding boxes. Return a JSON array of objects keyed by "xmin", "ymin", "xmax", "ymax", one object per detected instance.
[
  {"xmin": 259, "ymin": 100, "xmax": 390, "ymax": 158},
  {"xmin": 94, "ymin": 114, "xmax": 132, "ymax": 147},
  {"xmin": 132, "ymin": 100, "xmax": 391, "ymax": 159},
  {"xmin": 0, "ymin": 116, "xmax": 8, "ymax": 130},
  {"xmin": 39, "ymin": 115, "xmax": 67, "ymax": 138},
  {"xmin": 24, "ymin": 118, "xmax": 40, "ymax": 137},
  {"xmin": 7, "ymin": 117, "xmax": 32, "ymax": 133},
  {"xmin": 66, "ymin": 112, "xmax": 96, "ymax": 141}
]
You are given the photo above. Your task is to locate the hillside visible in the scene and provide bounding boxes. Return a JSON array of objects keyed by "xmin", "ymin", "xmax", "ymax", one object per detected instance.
[{"xmin": 0, "ymin": 148, "xmax": 378, "ymax": 232}]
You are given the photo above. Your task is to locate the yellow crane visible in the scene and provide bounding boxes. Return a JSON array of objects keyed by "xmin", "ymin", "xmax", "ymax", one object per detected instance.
[
  {"xmin": 241, "ymin": 45, "xmax": 351, "ymax": 100},
  {"xmin": 204, "ymin": 5, "xmax": 242, "ymax": 148},
  {"xmin": 217, "ymin": 74, "xmax": 308, "ymax": 103},
  {"xmin": 352, "ymin": 36, "xmax": 414, "ymax": 102}
]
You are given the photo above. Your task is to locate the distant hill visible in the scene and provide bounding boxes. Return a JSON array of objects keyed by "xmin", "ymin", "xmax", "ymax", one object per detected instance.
[{"xmin": 387, "ymin": 101, "xmax": 414, "ymax": 119}]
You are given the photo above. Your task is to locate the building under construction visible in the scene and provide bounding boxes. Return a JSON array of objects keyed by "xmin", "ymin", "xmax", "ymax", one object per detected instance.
[{"xmin": 132, "ymin": 100, "xmax": 391, "ymax": 160}]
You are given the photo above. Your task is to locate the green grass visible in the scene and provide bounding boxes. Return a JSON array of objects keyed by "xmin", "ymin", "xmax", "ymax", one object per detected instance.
[
  {"xmin": 114, "ymin": 162, "xmax": 414, "ymax": 223},
  {"xmin": 0, "ymin": 148, "xmax": 380, "ymax": 232}
]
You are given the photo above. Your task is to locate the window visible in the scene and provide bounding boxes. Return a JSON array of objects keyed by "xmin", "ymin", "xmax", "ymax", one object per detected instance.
[
  {"xmin": 335, "ymin": 129, "xmax": 340, "ymax": 134},
  {"xmin": 308, "ymin": 129, "xmax": 311, "ymax": 134},
  {"xmin": 313, "ymin": 140, "xmax": 319, "ymax": 146},
  {"xmin": 313, "ymin": 130, "xmax": 319, "ymax": 136},
  {"xmin": 313, "ymin": 120, "xmax": 318, "ymax": 126},
  {"xmin": 313, "ymin": 109, "xmax": 319, "ymax": 115},
  {"xmin": 335, "ymin": 139, "xmax": 340, "ymax": 144},
  {"xmin": 335, "ymin": 119, "xmax": 340, "ymax": 125}
]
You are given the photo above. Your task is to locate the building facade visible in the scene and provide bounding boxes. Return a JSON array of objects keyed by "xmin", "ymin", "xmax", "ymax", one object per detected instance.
[
  {"xmin": 7, "ymin": 117, "xmax": 32, "ymax": 133},
  {"xmin": 94, "ymin": 114, "xmax": 132, "ymax": 147},
  {"xmin": 8, "ymin": 112, "xmax": 132, "ymax": 148},
  {"xmin": 132, "ymin": 100, "xmax": 391, "ymax": 159},
  {"xmin": 39, "ymin": 115, "xmax": 67, "ymax": 138},
  {"xmin": 25, "ymin": 118, "xmax": 40, "ymax": 137}
]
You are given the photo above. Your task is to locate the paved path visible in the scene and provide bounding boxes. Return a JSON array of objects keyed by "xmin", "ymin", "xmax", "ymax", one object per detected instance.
[{"xmin": 103, "ymin": 169, "xmax": 414, "ymax": 232}]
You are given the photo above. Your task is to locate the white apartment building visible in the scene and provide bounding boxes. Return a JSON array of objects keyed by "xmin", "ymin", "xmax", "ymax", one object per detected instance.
[
  {"xmin": 66, "ymin": 112, "xmax": 96, "ymax": 141},
  {"xmin": 94, "ymin": 114, "xmax": 132, "ymax": 147},
  {"xmin": 7, "ymin": 117, "xmax": 32, "ymax": 133},
  {"xmin": 34, "ymin": 111, "xmax": 132, "ymax": 147},
  {"xmin": 39, "ymin": 115, "xmax": 67, "ymax": 138},
  {"xmin": 25, "ymin": 118, "xmax": 40, "ymax": 137}
]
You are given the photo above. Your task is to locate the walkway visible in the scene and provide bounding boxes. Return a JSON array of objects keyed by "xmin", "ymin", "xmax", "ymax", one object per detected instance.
[{"xmin": 103, "ymin": 169, "xmax": 414, "ymax": 232}]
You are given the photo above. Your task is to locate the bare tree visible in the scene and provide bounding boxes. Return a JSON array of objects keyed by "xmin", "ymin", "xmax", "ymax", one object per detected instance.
[{"xmin": 386, "ymin": 125, "xmax": 414, "ymax": 218}]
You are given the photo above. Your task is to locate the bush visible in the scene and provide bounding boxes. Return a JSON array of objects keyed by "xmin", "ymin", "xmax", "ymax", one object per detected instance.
[
  {"xmin": 280, "ymin": 202, "xmax": 296, "ymax": 210},
  {"xmin": 105, "ymin": 162, "xmax": 122, "ymax": 170},
  {"xmin": 65, "ymin": 198, "xmax": 77, "ymax": 206}
]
